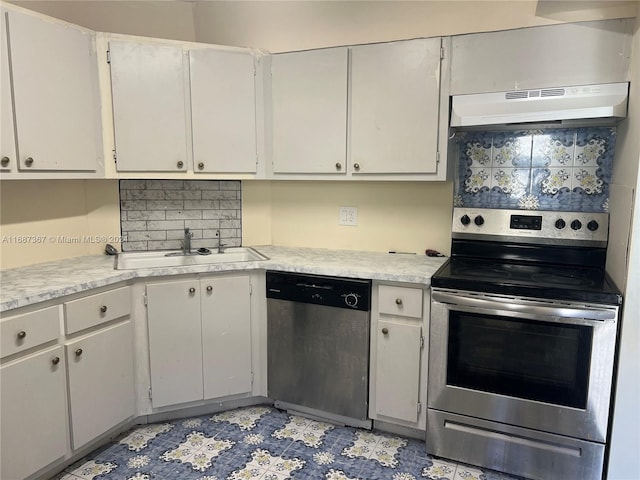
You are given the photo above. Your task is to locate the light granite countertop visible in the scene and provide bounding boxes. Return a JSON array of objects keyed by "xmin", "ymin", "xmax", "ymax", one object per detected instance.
[{"xmin": 0, "ymin": 246, "xmax": 447, "ymax": 313}]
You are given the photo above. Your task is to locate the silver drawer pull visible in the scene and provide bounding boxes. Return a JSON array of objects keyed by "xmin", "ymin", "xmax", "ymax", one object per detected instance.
[
  {"xmin": 75, "ymin": 348, "xmax": 83, "ymax": 357},
  {"xmin": 52, "ymin": 356, "xmax": 60, "ymax": 366},
  {"xmin": 395, "ymin": 298, "xmax": 403, "ymax": 306},
  {"xmin": 17, "ymin": 330, "xmax": 26, "ymax": 340},
  {"xmin": 206, "ymin": 285, "xmax": 213, "ymax": 292},
  {"xmin": 189, "ymin": 287, "xmax": 196, "ymax": 294},
  {"xmin": 100, "ymin": 305, "xmax": 108, "ymax": 313},
  {"xmin": 382, "ymin": 328, "xmax": 389, "ymax": 335}
]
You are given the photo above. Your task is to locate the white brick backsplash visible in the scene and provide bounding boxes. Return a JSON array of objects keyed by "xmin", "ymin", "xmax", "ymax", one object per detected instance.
[
  {"xmin": 146, "ymin": 200, "xmax": 184, "ymax": 210},
  {"xmin": 127, "ymin": 210, "xmax": 166, "ymax": 221},
  {"xmin": 165, "ymin": 190, "xmax": 202, "ymax": 200},
  {"xmin": 183, "ymin": 200, "xmax": 218, "ymax": 210},
  {"xmin": 147, "ymin": 220, "xmax": 185, "ymax": 231},
  {"xmin": 202, "ymin": 190, "xmax": 239, "ymax": 200},
  {"xmin": 165, "ymin": 210, "xmax": 203, "ymax": 220},
  {"xmin": 126, "ymin": 231, "xmax": 167, "ymax": 242},
  {"xmin": 202, "ymin": 209, "xmax": 238, "ymax": 220},
  {"xmin": 120, "ymin": 180, "xmax": 242, "ymax": 252}
]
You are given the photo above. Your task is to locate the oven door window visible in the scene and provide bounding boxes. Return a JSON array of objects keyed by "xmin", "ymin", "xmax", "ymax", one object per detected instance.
[{"xmin": 447, "ymin": 311, "xmax": 592, "ymax": 409}]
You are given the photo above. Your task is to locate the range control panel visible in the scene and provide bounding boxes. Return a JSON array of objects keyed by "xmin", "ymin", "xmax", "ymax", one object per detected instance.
[{"xmin": 452, "ymin": 208, "xmax": 609, "ymax": 244}]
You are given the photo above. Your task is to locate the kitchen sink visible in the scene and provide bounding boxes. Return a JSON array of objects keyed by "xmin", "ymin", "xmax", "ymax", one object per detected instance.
[{"xmin": 114, "ymin": 247, "xmax": 269, "ymax": 270}]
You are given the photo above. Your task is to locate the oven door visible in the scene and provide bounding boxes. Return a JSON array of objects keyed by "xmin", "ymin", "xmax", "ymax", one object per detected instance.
[{"xmin": 428, "ymin": 288, "xmax": 619, "ymax": 443}]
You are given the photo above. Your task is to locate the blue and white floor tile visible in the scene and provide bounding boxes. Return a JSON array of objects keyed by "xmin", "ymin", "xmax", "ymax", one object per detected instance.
[{"xmin": 54, "ymin": 406, "xmax": 525, "ymax": 480}]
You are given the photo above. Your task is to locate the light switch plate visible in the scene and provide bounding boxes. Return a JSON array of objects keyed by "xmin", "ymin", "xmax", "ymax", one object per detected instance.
[{"xmin": 339, "ymin": 206, "xmax": 358, "ymax": 226}]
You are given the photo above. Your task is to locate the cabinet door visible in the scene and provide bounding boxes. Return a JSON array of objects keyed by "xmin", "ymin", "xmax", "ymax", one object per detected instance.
[
  {"xmin": 350, "ymin": 39, "xmax": 442, "ymax": 175},
  {"xmin": 0, "ymin": 8, "xmax": 15, "ymax": 173},
  {"xmin": 271, "ymin": 48, "xmax": 348, "ymax": 174},
  {"xmin": 375, "ymin": 320, "xmax": 422, "ymax": 423},
  {"xmin": 190, "ymin": 49, "xmax": 257, "ymax": 174},
  {"xmin": 66, "ymin": 322, "xmax": 135, "ymax": 449},
  {"xmin": 7, "ymin": 10, "xmax": 102, "ymax": 172},
  {"xmin": 147, "ymin": 279, "xmax": 203, "ymax": 407},
  {"xmin": 110, "ymin": 40, "xmax": 189, "ymax": 172},
  {"xmin": 1, "ymin": 346, "xmax": 68, "ymax": 480},
  {"xmin": 451, "ymin": 19, "xmax": 633, "ymax": 95},
  {"xmin": 201, "ymin": 276, "xmax": 252, "ymax": 399}
]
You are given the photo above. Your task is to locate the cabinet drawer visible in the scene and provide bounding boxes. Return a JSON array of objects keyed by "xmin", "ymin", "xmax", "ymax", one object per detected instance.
[
  {"xmin": 378, "ymin": 285, "xmax": 423, "ymax": 318},
  {"xmin": 64, "ymin": 286, "xmax": 131, "ymax": 334},
  {"xmin": 1, "ymin": 306, "xmax": 60, "ymax": 358}
]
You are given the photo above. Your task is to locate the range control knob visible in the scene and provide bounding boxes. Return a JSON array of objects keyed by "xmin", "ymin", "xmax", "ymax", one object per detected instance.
[
  {"xmin": 571, "ymin": 219, "xmax": 583, "ymax": 231},
  {"xmin": 345, "ymin": 293, "xmax": 359, "ymax": 308},
  {"xmin": 474, "ymin": 215, "xmax": 485, "ymax": 226},
  {"xmin": 587, "ymin": 220, "xmax": 599, "ymax": 232},
  {"xmin": 555, "ymin": 219, "xmax": 566, "ymax": 230},
  {"xmin": 460, "ymin": 214, "xmax": 471, "ymax": 226}
]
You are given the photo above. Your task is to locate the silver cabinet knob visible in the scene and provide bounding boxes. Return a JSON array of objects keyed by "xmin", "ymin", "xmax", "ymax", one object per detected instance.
[
  {"xmin": 335, "ymin": 162, "xmax": 342, "ymax": 170},
  {"xmin": 353, "ymin": 162, "xmax": 360, "ymax": 170},
  {"xmin": 189, "ymin": 287, "xmax": 196, "ymax": 294},
  {"xmin": 17, "ymin": 330, "xmax": 26, "ymax": 340},
  {"xmin": 25, "ymin": 157, "xmax": 34, "ymax": 167},
  {"xmin": 75, "ymin": 348, "xmax": 83, "ymax": 357},
  {"xmin": 382, "ymin": 327, "xmax": 389, "ymax": 335},
  {"xmin": 52, "ymin": 356, "xmax": 60, "ymax": 365},
  {"xmin": 198, "ymin": 162, "xmax": 204, "ymax": 170},
  {"xmin": 100, "ymin": 305, "xmax": 108, "ymax": 313},
  {"xmin": 395, "ymin": 298, "xmax": 403, "ymax": 305},
  {"xmin": 1, "ymin": 156, "xmax": 9, "ymax": 167},
  {"xmin": 206, "ymin": 285, "xmax": 213, "ymax": 292},
  {"xmin": 177, "ymin": 161, "xmax": 184, "ymax": 169}
]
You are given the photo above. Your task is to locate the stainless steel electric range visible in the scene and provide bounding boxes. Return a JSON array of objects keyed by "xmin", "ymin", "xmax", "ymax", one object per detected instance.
[{"xmin": 427, "ymin": 208, "xmax": 622, "ymax": 480}]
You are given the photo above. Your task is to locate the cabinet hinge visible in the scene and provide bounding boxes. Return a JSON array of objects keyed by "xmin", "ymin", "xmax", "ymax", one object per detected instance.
[
  {"xmin": 143, "ymin": 293, "xmax": 148, "ymax": 306},
  {"xmin": 440, "ymin": 47, "xmax": 444, "ymax": 60},
  {"xmin": 249, "ymin": 283, "xmax": 253, "ymax": 295},
  {"xmin": 251, "ymin": 372, "xmax": 254, "ymax": 385},
  {"xmin": 113, "ymin": 149, "xmax": 117, "ymax": 163},
  {"xmin": 420, "ymin": 336, "xmax": 425, "ymax": 350},
  {"xmin": 436, "ymin": 150, "xmax": 440, "ymax": 164},
  {"xmin": 148, "ymin": 387, "xmax": 152, "ymax": 400},
  {"xmin": 417, "ymin": 401, "xmax": 422, "ymax": 414},
  {"xmin": 106, "ymin": 49, "xmax": 111, "ymax": 64}
]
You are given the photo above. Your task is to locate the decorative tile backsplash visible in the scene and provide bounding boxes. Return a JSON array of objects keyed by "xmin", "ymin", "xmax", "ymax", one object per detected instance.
[
  {"xmin": 453, "ymin": 127, "xmax": 616, "ymax": 212},
  {"xmin": 119, "ymin": 180, "xmax": 241, "ymax": 252}
]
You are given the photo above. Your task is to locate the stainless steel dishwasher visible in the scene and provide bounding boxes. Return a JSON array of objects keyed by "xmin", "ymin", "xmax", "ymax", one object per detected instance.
[{"xmin": 267, "ymin": 271, "xmax": 372, "ymax": 428}]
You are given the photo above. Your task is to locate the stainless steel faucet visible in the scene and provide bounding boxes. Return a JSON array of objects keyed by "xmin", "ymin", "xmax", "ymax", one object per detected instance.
[
  {"xmin": 182, "ymin": 228, "xmax": 193, "ymax": 255},
  {"xmin": 216, "ymin": 229, "xmax": 226, "ymax": 254}
]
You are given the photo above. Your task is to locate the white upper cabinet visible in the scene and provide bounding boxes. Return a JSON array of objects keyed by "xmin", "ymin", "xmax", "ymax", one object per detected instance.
[
  {"xmin": 349, "ymin": 38, "xmax": 442, "ymax": 175},
  {"xmin": 109, "ymin": 40, "xmax": 189, "ymax": 172},
  {"xmin": 3, "ymin": 9, "xmax": 102, "ymax": 173},
  {"xmin": 0, "ymin": 8, "xmax": 15, "ymax": 173},
  {"xmin": 190, "ymin": 49, "xmax": 258, "ymax": 174},
  {"xmin": 451, "ymin": 19, "xmax": 633, "ymax": 95},
  {"xmin": 271, "ymin": 47, "xmax": 349, "ymax": 175}
]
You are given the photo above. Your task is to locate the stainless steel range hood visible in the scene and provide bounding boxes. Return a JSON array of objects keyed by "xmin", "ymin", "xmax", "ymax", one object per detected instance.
[{"xmin": 450, "ymin": 82, "xmax": 629, "ymax": 128}]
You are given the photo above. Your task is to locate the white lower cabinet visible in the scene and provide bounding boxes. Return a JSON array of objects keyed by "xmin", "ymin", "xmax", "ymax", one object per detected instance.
[
  {"xmin": 1, "ymin": 346, "xmax": 68, "ymax": 480},
  {"xmin": 375, "ymin": 320, "xmax": 422, "ymax": 423},
  {"xmin": 146, "ymin": 274, "xmax": 253, "ymax": 408},
  {"xmin": 66, "ymin": 321, "xmax": 135, "ymax": 450},
  {"xmin": 369, "ymin": 283, "xmax": 428, "ymax": 430}
]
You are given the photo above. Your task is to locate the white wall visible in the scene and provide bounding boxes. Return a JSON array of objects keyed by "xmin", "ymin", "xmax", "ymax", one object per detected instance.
[
  {"xmin": 9, "ymin": 1, "xmax": 196, "ymax": 41},
  {"xmin": 607, "ymin": 5, "xmax": 640, "ymax": 479},
  {"xmin": 192, "ymin": 0, "xmax": 638, "ymax": 52}
]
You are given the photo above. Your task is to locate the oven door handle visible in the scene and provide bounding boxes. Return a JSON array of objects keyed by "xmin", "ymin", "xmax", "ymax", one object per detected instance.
[{"xmin": 432, "ymin": 291, "xmax": 617, "ymax": 321}]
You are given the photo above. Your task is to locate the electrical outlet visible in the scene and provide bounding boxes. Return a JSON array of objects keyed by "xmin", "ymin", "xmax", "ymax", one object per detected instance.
[{"xmin": 339, "ymin": 206, "xmax": 358, "ymax": 226}]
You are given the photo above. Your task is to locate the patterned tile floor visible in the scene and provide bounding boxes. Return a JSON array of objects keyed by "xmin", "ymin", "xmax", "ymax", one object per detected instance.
[{"xmin": 54, "ymin": 406, "xmax": 524, "ymax": 480}]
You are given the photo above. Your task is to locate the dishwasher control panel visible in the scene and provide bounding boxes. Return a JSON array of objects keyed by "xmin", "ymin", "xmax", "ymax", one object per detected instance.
[{"xmin": 266, "ymin": 271, "xmax": 371, "ymax": 311}]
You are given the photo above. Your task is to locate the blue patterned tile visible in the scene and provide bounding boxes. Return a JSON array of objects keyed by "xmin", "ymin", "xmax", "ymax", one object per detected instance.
[
  {"xmin": 454, "ymin": 127, "xmax": 616, "ymax": 212},
  {"xmin": 60, "ymin": 406, "xmax": 524, "ymax": 480}
]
